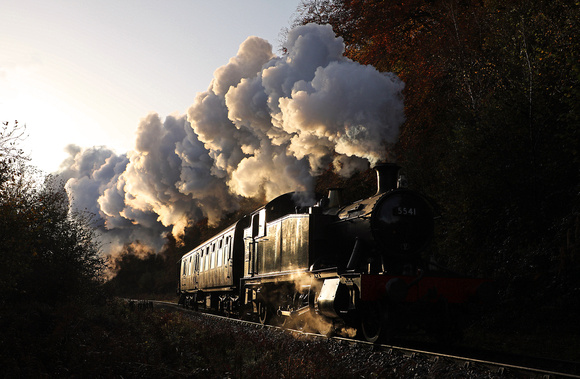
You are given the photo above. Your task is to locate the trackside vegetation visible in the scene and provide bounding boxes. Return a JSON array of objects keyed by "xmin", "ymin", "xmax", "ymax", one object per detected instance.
[{"xmin": 0, "ymin": 121, "xmax": 105, "ymax": 304}]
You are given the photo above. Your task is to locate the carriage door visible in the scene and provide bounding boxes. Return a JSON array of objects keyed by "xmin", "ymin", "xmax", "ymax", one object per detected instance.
[
  {"xmin": 250, "ymin": 213, "xmax": 260, "ymax": 276},
  {"xmin": 181, "ymin": 258, "xmax": 188, "ymax": 290},
  {"xmin": 194, "ymin": 253, "xmax": 199, "ymax": 290},
  {"xmin": 251, "ymin": 210, "xmax": 266, "ymax": 275},
  {"xmin": 225, "ymin": 236, "xmax": 231, "ymax": 279}
]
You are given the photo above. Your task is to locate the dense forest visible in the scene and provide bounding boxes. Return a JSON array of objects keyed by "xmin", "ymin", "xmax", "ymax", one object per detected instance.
[{"xmin": 296, "ymin": 0, "xmax": 579, "ymax": 280}]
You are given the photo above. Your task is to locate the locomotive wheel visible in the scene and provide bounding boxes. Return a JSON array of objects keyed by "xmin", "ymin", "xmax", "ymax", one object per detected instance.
[
  {"xmin": 257, "ymin": 301, "xmax": 271, "ymax": 325},
  {"xmin": 360, "ymin": 302, "xmax": 390, "ymax": 343},
  {"xmin": 427, "ymin": 301, "xmax": 463, "ymax": 344}
]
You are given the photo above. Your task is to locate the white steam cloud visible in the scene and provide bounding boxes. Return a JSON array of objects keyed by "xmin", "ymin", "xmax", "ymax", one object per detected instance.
[{"xmin": 59, "ymin": 24, "xmax": 405, "ymax": 254}]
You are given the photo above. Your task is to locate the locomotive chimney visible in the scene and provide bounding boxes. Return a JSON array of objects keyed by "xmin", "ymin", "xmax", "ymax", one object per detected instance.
[{"xmin": 374, "ymin": 163, "xmax": 400, "ymax": 195}]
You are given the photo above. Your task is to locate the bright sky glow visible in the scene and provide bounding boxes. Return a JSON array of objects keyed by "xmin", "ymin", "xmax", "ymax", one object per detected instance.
[{"xmin": 0, "ymin": 0, "xmax": 301, "ymax": 173}]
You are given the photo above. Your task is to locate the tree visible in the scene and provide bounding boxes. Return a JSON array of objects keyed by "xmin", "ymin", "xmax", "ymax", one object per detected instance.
[{"xmin": 0, "ymin": 121, "xmax": 105, "ymax": 304}]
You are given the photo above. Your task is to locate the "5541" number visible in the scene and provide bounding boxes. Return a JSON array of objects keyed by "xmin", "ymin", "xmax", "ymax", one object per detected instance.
[{"xmin": 395, "ymin": 207, "xmax": 417, "ymax": 216}]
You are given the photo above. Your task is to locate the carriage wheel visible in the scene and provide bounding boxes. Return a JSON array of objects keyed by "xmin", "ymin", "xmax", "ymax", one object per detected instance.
[{"xmin": 224, "ymin": 300, "xmax": 231, "ymax": 318}]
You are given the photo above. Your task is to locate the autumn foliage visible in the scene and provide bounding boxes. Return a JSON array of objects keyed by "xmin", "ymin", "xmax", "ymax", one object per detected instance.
[{"xmin": 296, "ymin": 0, "xmax": 580, "ymax": 277}]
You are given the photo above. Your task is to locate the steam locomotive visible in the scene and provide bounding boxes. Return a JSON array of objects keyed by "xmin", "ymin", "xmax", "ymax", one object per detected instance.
[{"xmin": 178, "ymin": 164, "xmax": 491, "ymax": 342}]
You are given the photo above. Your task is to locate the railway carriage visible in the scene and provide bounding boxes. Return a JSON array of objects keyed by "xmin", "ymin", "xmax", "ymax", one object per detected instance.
[{"xmin": 179, "ymin": 218, "xmax": 248, "ymax": 312}]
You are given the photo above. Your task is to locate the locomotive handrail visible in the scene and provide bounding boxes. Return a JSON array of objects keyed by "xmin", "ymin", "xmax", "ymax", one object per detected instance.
[
  {"xmin": 308, "ymin": 266, "xmax": 339, "ymax": 274},
  {"xmin": 347, "ymin": 204, "xmax": 365, "ymax": 213},
  {"xmin": 334, "ymin": 212, "xmax": 373, "ymax": 223}
]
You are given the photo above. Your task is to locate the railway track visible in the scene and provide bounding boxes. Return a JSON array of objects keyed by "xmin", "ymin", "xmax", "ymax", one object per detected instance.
[{"xmin": 130, "ymin": 299, "xmax": 580, "ymax": 378}]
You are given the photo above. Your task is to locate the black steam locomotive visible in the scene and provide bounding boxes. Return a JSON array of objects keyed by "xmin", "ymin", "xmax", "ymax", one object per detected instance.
[{"xmin": 178, "ymin": 164, "xmax": 491, "ymax": 342}]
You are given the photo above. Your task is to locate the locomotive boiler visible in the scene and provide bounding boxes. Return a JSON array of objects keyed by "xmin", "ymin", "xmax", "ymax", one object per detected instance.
[{"xmin": 178, "ymin": 163, "xmax": 491, "ymax": 343}]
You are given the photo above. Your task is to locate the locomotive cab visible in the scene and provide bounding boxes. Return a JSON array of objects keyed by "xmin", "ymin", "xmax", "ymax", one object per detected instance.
[{"xmin": 242, "ymin": 192, "xmax": 335, "ymax": 279}]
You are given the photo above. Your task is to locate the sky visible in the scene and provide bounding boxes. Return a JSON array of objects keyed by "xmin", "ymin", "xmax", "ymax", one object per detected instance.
[{"xmin": 0, "ymin": 0, "xmax": 302, "ymax": 173}]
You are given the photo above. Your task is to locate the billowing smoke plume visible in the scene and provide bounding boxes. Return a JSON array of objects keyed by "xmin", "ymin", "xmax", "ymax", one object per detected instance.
[
  {"xmin": 59, "ymin": 24, "xmax": 405, "ymax": 254},
  {"xmin": 190, "ymin": 23, "xmax": 404, "ymax": 200},
  {"xmin": 59, "ymin": 113, "xmax": 237, "ymax": 254}
]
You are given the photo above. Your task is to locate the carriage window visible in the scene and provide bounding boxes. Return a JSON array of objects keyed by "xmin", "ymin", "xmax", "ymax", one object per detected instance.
[
  {"xmin": 208, "ymin": 242, "xmax": 215, "ymax": 269},
  {"xmin": 200, "ymin": 249, "xmax": 205, "ymax": 272},
  {"xmin": 217, "ymin": 238, "xmax": 223, "ymax": 267},
  {"xmin": 189, "ymin": 256, "xmax": 193, "ymax": 275},
  {"xmin": 225, "ymin": 236, "xmax": 231, "ymax": 260},
  {"xmin": 182, "ymin": 260, "xmax": 187, "ymax": 276}
]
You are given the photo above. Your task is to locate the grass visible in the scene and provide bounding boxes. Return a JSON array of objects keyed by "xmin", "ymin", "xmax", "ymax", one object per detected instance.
[
  {"xmin": 3, "ymin": 285, "xmax": 577, "ymax": 378},
  {"xmin": 0, "ymin": 297, "xmax": 503, "ymax": 378}
]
